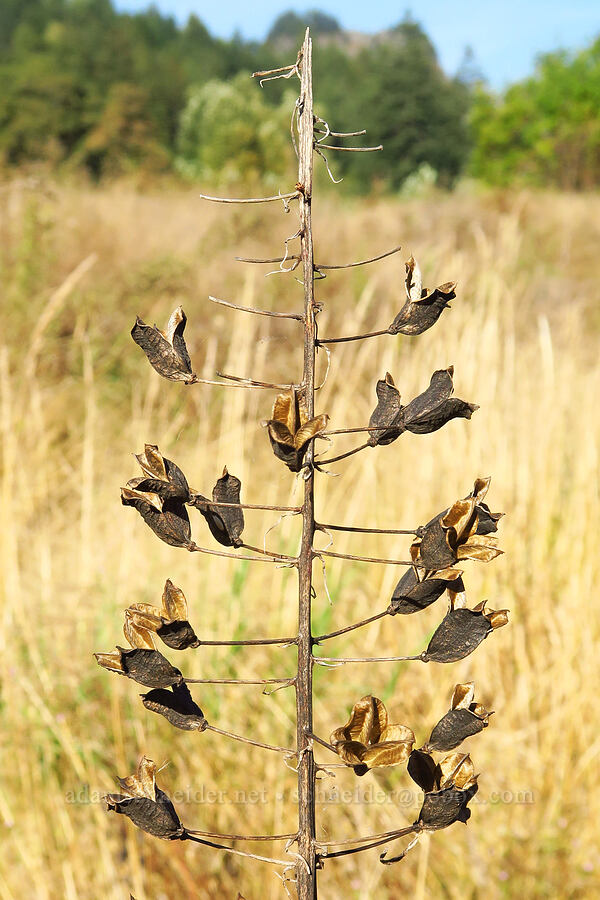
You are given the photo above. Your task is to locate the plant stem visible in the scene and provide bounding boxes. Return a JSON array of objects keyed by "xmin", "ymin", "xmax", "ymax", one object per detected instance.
[
  {"xmin": 296, "ymin": 29, "xmax": 318, "ymax": 900},
  {"xmin": 205, "ymin": 723, "xmax": 296, "ymax": 754},
  {"xmin": 313, "ymin": 609, "xmax": 392, "ymax": 643},
  {"xmin": 315, "ymin": 245, "xmax": 401, "ymax": 270},
  {"xmin": 317, "ymin": 522, "xmax": 417, "ymax": 535},
  {"xmin": 185, "ymin": 677, "xmax": 295, "ymax": 685},
  {"xmin": 182, "ymin": 832, "xmax": 291, "ymax": 865},
  {"xmin": 317, "ymin": 330, "xmax": 390, "ymax": 345},
  {"xmin": 317, "ymin": 549, "xmax": 416, "ymax": 566},
  {"xmin": 317, "ymin": 826, "xmax": 417, "ymax": 859},
  {"xmin": 313, "ymin": 653, "xmax": 424, "ymax": 665},
  {"xmin": 186, "ymin": 829, "xmax": 297, "ymax": 842},
  {"xmin": 197, "ymin": 636, "xmax": 296, "ymax": 646},
  {"xmin": 315, "ymin": 442, "xmax": 370, "ymax": 466}
]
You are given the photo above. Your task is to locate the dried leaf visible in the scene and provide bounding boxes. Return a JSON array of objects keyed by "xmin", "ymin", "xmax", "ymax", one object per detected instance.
[
  {"xmin": 141, "ymin": 684, "xmax": 207, "ymax": 731},
  {"xmin": 192, "ymin": 467, "xmax": 244, "ymax": 547},
  {"xmin": 390, "ymin": 567, "xmax": 463, "ymax": 615},
  {"xmin": 367, "ymin": 373, "xmax": 404, "ymax": 446},
  {"xmin": 131, "ymin": 306, "xmax": 195, "ymax": 383}
]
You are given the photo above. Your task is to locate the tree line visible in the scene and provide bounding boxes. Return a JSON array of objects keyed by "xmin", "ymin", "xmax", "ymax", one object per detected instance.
[{"xmin": 0, "ymin": 2, "xmax": 598, "ymax": 190}]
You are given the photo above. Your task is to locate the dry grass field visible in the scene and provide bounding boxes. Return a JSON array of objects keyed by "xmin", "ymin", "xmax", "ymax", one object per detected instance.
[{"xmin": 0, "ymin": 179, "xmax": 599, "ymax": 899}]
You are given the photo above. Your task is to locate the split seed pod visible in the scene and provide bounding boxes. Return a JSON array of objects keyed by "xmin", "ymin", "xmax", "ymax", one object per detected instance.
[
  {"xmin": 423, "ymin": 596, "xmax": 509, "ymax": 663},
  {"xmin": 95, "ymin": 616, "xmax": 183, "ymax": 688},
  {"xmin": 388, "ymin": 256, "xmax": 456, "ymax": 336},
  {"xmin": 330, "ymin": 695, "xmax": 414, "ymax": 776},
  {"xmin": 266, "ymin": 388, "xmax": 329, "ymax": 472},
  {"xmin": 401, "ymin": 367, "xmax": 478, "ymax": 435},
  {"xmin": 413, "ymin": 476, "xmax": 504, "ymax": 570},
  {"xmin": 131, "ymin": 306, "xmax": 196, "ymax": 383},
  {"xmin": 367, "ymin": 373, "xmax": 404, "ymax": 447},
  {"xmin": 425, "ymin": 683, "xmax": 492, "ymax": 752},
  {"xmin": 189, "ymin": 468, "xmax": 244, "ymax": 547},
  {"xmin": 408, "ymin": 750, "xmax": 479, "ymax": 830},
  {"xmin": 126, "ymin": 579, "xmax": 199, "ymax": 650},
  {"xmin": 141, "ymin": 683, "xmax": 207, "ymax": 731},
  {"xmin": 106, "ymin": 757, "xmax": 184, "ymax": 839},
  {"xmin": 390, "ymin": 553, "xmax": 464, "ymax": 614},
  {"xmin": 121, "ymin": 446, "xmax": 193, "ymax": 549}
]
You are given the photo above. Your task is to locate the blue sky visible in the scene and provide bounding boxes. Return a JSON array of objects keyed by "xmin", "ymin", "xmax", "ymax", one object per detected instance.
[{"xmin": 114, "ymin": 0, "xmax": 599, "ymax": 88}]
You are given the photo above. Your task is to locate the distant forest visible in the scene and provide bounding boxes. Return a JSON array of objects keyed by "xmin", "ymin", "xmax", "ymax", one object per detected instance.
[{"xmin": 1, "ymin": 2, "xmax": 599, "ymax": 190}]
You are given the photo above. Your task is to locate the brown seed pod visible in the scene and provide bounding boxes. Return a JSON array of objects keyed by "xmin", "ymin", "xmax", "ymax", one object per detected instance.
[
  {"xmin": 131, "ymin": 306, "xmax": 195, "ymax": 383},
  {"xmin": 388, "ymin": 256, "xmax": 456, "ymax": 336},
  {"xmin": 330, "ymin": 695, "xmax": 414, "ymax": 776},
  {"xmin": 189, "ymin": 467, "xmax": 244, "ymax": 547}
]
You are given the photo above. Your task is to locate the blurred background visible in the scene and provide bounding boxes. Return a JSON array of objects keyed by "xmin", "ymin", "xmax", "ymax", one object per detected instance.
[{"xmin": 1, "ymin": 2, "xmax": 599, "ymax": 899}]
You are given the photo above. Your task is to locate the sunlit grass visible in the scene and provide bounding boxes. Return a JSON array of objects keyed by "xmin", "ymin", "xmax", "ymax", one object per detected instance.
[{"xmin": 0, "ymin": 180, "xmax": 599, "ymax": 899}]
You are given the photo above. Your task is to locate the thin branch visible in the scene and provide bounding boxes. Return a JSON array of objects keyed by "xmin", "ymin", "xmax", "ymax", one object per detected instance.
[
  {"xmin": 205, "ymin": 723, "xmax": 296, "ymax": 754},
  {"xmin": 199, "ymin": 190, "xmax": 299, "ymax": 205},
  {"xmin": 253, "ymin": 63, "xmax": 298, "ymax": 78},
  {"xmin": 241, "ymin": 542, "xmax": 296, "ymax": 563},
  {"xmin": 315, "ymin": 549, "xmax": 417, "ymax": 566},
  {"xmin": 380, "ymin": 833, "xmax": 421, "ymax": 865},
  {"xmin": 191, "ymin": 376, "xmax": 292, "ymax": 390},
  {"xmin": 313, "ymin": 609, "xmax": 392, "ymax": 643},
  {"xmin": 185, "ymin": 677, "xmax": 296, "ymax": 686},
  {"xmin": 236, "ymin": 254, "xmax": 300, "ymax": 265},
  {"xmin": 316, "ymin": 522, "xmax": 418, "ymax": 536},
  {"xmin": 189, "ymin": 543, "xmax": 292, "ymax": 564},
  {"xmin": 197, "ymin": 636, "xmax": 297, "ymax": 647},
  {"xmin": 215, "ymin": 371, "xmax": 298, "ymax": 389},
  {"xmin": 189, "ymin": 497, "xmax": 301, "ymax": 513},
  {"xmin": 316, "ymin": 245, "xmax": 401, "ymax": 270},
  {"xmin": 316, "ymin": 144, "xmax": 383, "ymax": 153},
  {"xmin": 209, "ymin": 295, "xmax": 303, "ymax": 321},
  {"xmin": 322, "ymin": 425, "xmax": 397, "ymax": 436},
  {"xmin": 186, "ymin": 829, "xmax": 298, "ymax": 842},
  {"xmin": 315, "ymin": 442, "xmax": 370, "ymax": 466},
  {"xmin": 317, "ymin": 827, "xmax": 417, "ymax": 859},
  {"xmin": 314, "ymin": 145, "xmax": 343, "ymax": 184},
  {"xmin": 313, "ymin": 652, "xmax": 425, "ymax": 665},
  {"xmin": 183, "ymin": 831, "xmax": 290, "ymax": 865},
  {"xmin": 305, "ymin": 731, "xmax": 339, "ymax": 757},
  {"xmin": 317, "ymin": 329, "xmax": 390, "ymax": 345},
  {"xmin": 314, "ymin": 129, "xmax": 366, "ymax": 138},
  {"xmin": 315, "ymin": 826, "xmax": 417, "ymax": 849}
]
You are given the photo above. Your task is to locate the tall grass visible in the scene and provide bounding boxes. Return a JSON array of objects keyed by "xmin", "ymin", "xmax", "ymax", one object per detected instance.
[{"xmin": 0, "ymin": 181, "xmax": 599, "ymax": 899}]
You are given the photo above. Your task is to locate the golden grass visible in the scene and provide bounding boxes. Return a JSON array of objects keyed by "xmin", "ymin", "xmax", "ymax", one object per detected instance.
[{"xmin": 0, "ymin": 180, "xmax": 599, "ymax": 899}]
